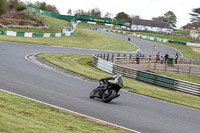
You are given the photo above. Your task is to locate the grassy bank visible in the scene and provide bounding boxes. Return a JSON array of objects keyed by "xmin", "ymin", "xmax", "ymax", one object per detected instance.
[
  {"xmin": 173, "ymin": 30, "xmax": 190, "ymax": 35},
  {"xmin": 0, "ymin": 90, "xmax": 131, "ymax": 133},
  {"xmin": 0, "ymin": 15, "xmax": 69, "ymax": 33},
  {"xmin": 153, "ymin": 71, "xmax": 200, "ymax": 84},
  {"xmin": 0, "ymin": 25, "xmax": 137, "ymax": 52},
  {"xmin": 38, "ymin": 53, "xmax": 200, "ymax": 110},
  {"xmin": 165, "ymin": 42, "xmax": 200, "ymax": 60}
]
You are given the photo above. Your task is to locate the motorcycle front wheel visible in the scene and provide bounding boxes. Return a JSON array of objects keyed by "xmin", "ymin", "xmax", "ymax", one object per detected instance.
[
  {"xmin": 102, "ymin": 89, "xmax": 116, "ymax": 103},
  {"xmin": 89, "ymin": 88, "xmax": 98, "ymax": 99}
]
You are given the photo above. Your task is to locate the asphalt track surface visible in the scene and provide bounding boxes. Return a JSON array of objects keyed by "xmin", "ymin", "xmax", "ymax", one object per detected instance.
[{"xmin": 0, "ymin": 32, "xmax": 200, "ymax": 133}]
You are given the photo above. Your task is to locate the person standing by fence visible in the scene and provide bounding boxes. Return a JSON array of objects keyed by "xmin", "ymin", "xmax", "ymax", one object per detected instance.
[
  {"xmin": 136, "ymin": 51, "xmax": 141, "ymax": 64},
  {"xmin": 156, "ymin": 52, "xmax": 160, "ymax": 63},
  {"xmin": 160, "ymin": 53, "xmax": 164, "ymax": 64},
  {"xmin": 164, "ymin": 53, "xmax": 169, "ymax": 64},
  {"xmin": 175, "ymin": 53, "xmax": 178, "ymax": 64}
]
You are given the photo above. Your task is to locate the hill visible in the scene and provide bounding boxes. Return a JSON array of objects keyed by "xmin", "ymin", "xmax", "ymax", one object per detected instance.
[{"xmin": 0, "ymin": 9, "xmax": 69, "ymax": 33}]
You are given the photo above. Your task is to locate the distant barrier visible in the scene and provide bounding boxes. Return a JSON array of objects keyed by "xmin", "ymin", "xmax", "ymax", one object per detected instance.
[
  {"xmin": 0, "ymin": 21, "xmax": 77, "ymax": 38},
  {"xmin": 0, "ymin": 30, "xmax": 74, "ymax": 37},
  {"xmin": 104, "ymin": 29, "xmax": 200, "ymax": 47},
  {"xmin": 93, "ymin": 54, "xmax": 200, "ymax": 97}
]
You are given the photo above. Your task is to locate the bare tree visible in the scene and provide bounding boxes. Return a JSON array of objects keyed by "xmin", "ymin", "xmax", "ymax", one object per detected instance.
[
  {"xmin": 104, "ymin": 12, "xmax": 111, "ymax": 18},
  {"xmin": 67, "ymin": 9, "xmax": 72, "ymax": 15}
]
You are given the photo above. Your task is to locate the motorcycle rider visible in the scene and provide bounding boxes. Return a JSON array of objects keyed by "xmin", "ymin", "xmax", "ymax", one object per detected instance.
[{"xmin": 99, "ymin": 73, "xmax": 123, "ymax": 96}]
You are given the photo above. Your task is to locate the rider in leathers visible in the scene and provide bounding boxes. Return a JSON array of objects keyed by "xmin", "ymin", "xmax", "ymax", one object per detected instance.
[{"xmin": 99, "ymin": 74, "xmax": 123, "ymax": 95}]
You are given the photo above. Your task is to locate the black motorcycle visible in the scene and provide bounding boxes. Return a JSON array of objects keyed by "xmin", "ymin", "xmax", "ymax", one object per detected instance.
[{"xmin": 89, "ymin": 77, "xmax": 122, "ymax": 103}]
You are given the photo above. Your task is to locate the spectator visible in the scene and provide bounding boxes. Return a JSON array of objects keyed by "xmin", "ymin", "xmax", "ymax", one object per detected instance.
[
  {"xmin": 156, "ymin": 52, "xmax": 160, "ymax": 63},
  {"xmin": 136, "ymin": 51, "xmax": 141, "ymax": 64},
  {"xmin": 160, "ymin": 53, "xmax": 164, "ymax": 64},
  {"xmin": 164, "ymin": 53, "xmax": 169, "ymax": 64},
  {"xmin": 175, "ymin": 53, "xmax": 178, "ymax": 64}
]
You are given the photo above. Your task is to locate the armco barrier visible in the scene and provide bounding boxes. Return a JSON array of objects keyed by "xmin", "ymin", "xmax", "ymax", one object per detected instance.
[
  {"xmin": 0, "ymin": 22, "xmax": 77, "ymax": 38},
  {"xmin": 93, "ymin": 55, "xmax": 200, "ymax": 97}
]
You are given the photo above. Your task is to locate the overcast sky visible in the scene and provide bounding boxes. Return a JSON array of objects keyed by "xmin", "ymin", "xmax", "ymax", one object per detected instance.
[{"xmin": 22, "ymin": 0, "xmax": 200, "ymax": 28}]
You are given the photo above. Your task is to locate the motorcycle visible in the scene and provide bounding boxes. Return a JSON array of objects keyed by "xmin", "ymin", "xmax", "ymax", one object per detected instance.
[{"xmin": 89, "ymin": 78, "xmax": 121, "ymax": 103}]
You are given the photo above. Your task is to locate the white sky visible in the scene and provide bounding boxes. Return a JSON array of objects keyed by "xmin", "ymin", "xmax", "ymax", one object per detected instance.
[{"xmin": 22, "ymin": 0, "xmax": 200, "ymax": 28}]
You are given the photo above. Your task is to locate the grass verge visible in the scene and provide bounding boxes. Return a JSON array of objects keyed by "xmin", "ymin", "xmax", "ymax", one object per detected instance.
[
  {"xmin": 0, "ymin": 15, "xmax": 69, "ymax": 33},
  {"xmin": 0, "ymin": 24, "xmax": 137, "ymax": 52},
  {"xmin": 38, "ymin": 53, "xmax": 200, "ymax": 110},
  {"xmin": 0, "ymin": 90, "xmax": 131, "ymax": 133},
  {"xmin": 153, "ymin": 71, "xmax": 200, "ymax": 84}
]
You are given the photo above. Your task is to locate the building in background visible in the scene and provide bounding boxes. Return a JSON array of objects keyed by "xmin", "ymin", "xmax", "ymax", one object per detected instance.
[
  {"xmin": 130, "ymin": 18, "xmax": 173, "ymax": 33},
  {"xmin": 182, "ymin": 22, "xmax": 200, "ymax": 30}
]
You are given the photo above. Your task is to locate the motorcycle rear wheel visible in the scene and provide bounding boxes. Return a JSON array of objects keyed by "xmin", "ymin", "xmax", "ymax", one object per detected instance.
[{"xmin": 102, "ymin": 89, "xmax": 116, "ymax": 103}]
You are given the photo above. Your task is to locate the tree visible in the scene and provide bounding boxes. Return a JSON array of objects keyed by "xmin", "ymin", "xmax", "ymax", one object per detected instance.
[
  {"xmin": 152, "ymin": 16, "xmax": 164, "ymax": 22},
  {"xmin": 115, "ymin": 12, "xmax": 130, "ymax": 23},
  {"xmin": 74, "ymin": 9, "xmax": 88, "ymax": 16},
  {"xmin": 39, "ymin": 2, "xmax": 47, "ymax": 11},
  {"xmin": 104, "ymin": 12, "xmax": 111, "ymax": 18},
  {"xmin": 0, "ymin": 0, "xmax": 8, "ymax": 16},
  {"xmin": 163, "ymin": 11, "xmax": 177, "ymax": 28},
  {"xmin": 91, "ymin": 8, "xmax": 101, "ymax": 17},
  {"xmin": 46, "ymin": 5, "xmax": 59, "ymax": 14},
  {"xmin": 7, "ymin": 0, "xmax": 19, "ymax": 9},
  {"xmin": 67, "ymin": 9, "xmax": 72, "ymax": 15},
  {"xmin": 111, "ymin": 18, "xmax": 118, "ymax": 29},
  {"xmin": 129, "ymin": 15, "xmax": 140, "ymax": 30},
  {"xmin": 190, "ymin": 8, "xmax": 200, "ymax": 22}
]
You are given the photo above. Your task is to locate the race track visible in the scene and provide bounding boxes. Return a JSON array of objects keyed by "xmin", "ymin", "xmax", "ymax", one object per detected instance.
[{"xmin": 0, "ymin": 33, "xmax": 200, "ymax": 133}]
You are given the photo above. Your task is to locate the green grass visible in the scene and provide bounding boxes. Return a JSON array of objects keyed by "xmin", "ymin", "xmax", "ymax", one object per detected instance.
[
  {"xmin": 173, "ymin": 30, "xmax": 190, "ymax": 35},
  {"xmin": 165, "ymin": 42, "xmax": 200, "ymax": 60},
  {"xmin": 153, "ymin": 71, "xmax": 200, "ymax": 84},
  {"xmin": 0, "ymin": 15, "xmax": 69, "ymax": 33},
  {"xmin": 38, "ymin": 53, "xmax": 200, "ymax": 110},
  {"xmin": 0, "ymin": 24, "xmax": 137, "ymax": 52},
  {"xmin": 0, "ymin": 90, "xmax": 131, "ymax": 133},
  {"xmin": 134, "ymin": 32, "xmax": 200, "ymax": 43}
]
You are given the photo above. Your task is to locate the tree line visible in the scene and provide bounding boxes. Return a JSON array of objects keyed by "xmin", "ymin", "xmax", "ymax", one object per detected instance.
[
  {"xmin": 0, "ymin": 0, "xmax": 199, "ymax": 28},
  {"xmin": 68, "ymin": 7, "xmax": 200, "ymax": 28}
]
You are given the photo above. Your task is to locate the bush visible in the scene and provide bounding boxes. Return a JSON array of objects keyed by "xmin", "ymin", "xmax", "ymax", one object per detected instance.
[
  {"xmin": 16, "ymin": 4, "xmax": 26, "ymax": 11},
  {"xmin": 19, "ymin": 20, "xmax": 25, "ymax": 25}
]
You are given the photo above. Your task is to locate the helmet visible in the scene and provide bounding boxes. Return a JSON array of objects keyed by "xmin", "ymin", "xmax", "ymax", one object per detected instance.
[{"xmin": 113, "ymin": 73, "xmax": 122, "ymax": 84}]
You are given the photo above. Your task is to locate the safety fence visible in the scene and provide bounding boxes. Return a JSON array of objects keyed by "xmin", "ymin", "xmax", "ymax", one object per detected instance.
[
  {"xmin": 95, "ymin": 53, "xmax": 200, "ymax": 76},
  {"xmin": 75, "ymin": 15, "xmax": 124, "ymax": 25},
  {"xmin": 0, "ymin": 21, "xmax": 77, "ymax": 38},
  {"xmin": 26, "ymin": 6, "xmax": 74, "ymax": 21},
  {"xmin": 96, "ymin": 53, "xmax": 200, "ymax": 65},
  {"xmin": 104, "ymin": 29, "xmax": 200, "ymax": 47},
  {"xmin": 92, "ymin": 54, "xmax": 200, "ymax": 97}
]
